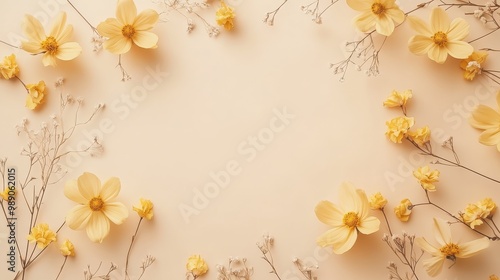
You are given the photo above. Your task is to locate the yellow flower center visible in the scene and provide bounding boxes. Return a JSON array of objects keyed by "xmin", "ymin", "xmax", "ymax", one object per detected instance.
[
  {"xmin": 432, "ymin": 31, "xmax": 448, "ymax": 47},
  {"xmin": 89, "ymin": 197, "xmax": 104, "ymax": 211},
  {"xmin": 41, "ymin": 36, "xmax": 58, "ymax": 55},
  {"xmin": 440, "ymin": 243, "xmax": 460, "ymax": 257},
  {"xmin": 371, "ymin": 3, "xmax": 386, "ymax": 15},
  {"xmin": 343, "ymin": 212, "xmax": 360, "ymax": 228},
  {"xmin": 122, "ymin": 24, "xmax": 136, "ymax": 39}
]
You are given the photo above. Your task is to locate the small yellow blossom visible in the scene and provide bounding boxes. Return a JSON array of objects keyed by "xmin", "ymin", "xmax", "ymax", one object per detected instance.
[
  {"xmin": 97, "ymin": 0, "xmax": 159, "ymax": 54},
  {"xmin": 461, "ymin": 198, "xmax": 497, "ymax": 229},
  {"xmin": 385, "ymin": 116, "xmax": 414, "ymax": 143},
  {"xmin": 413, "ymin": 166, "xmax": 439, "ymax": 192},
  {"xmin": 417, "ymin": 218, "xmax": 490, "ymax": 277},
  {"xmin": 408, "ymin": 7, "xmax": 473, "ymax": 64},
  {"xmin": 490, "ymin": 275, "xmax": 499, "ymax": 280},
  {"xmin": 0, "ymin": 54, "xmax": 20, "ymax": 79},
  {"xmin": 394, "ymin": 198, "xmax": 412, "ymax": 222},
  {"xmin": 315, "ymin": 183, "xmax": 380, "ymax": 254},
  {"xmin": 346, "ymin": 0, "xmax": 405, "ymax": 36},
  {"xmin": 216, "ymin": 1, "xmax": 235, "ymax": 31},
  {"xmin": 369, "ymin": 192, "xmax": 387, "ymax": 210},
  {"xmin": 383, "ymin": 89, "xmax": 412, "ymax": 108},
  {"xmin": 60, "ymin": 239, "xmax": 75, "ymax": 256},
  {"xmin": 27, "ymin": 223, "xmax": 57, "ymax": 249},
  {"xmin": 470, "ymin": 91, "xmax": 500, "ymax": 151},
  {"xmin": 186, "ymin": 255, "xmax": 208, "ymax": 277},
  {"xmin": 25, "ymin": 80, "xmax": 46, "ymax": 110},
  {"xmin": 460, "ymin": 51, "xmax": 488, "ymax": 81},
  {"xmin": 408, "ymin": 126, "xmax": 431, "ymax": 146},
  {"xmin": 21, "ymin": 12, "xmax": 82, "ymax": 67},
  {"xmin": 1, "ymin": 188, "xmax": 10, "ymax": 200},
  {"xmin": 133, "ymin": 198, "xmax": 154, "ymax": 220}
]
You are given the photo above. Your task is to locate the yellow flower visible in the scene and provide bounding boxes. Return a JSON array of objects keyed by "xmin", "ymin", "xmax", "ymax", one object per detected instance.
[
  {"xmin": 216, "ymin": 1, "xmax": 235, "ymax": 31},
  {"xmin": 470, "ymin": 91, "xmax": 500, "ymax": 151},
  {"xmin": 461, "ymin": 198, "xmax": 497, "ymax": 229},
  {"xmin": 133, "ymin": 198, "xmax": 154, "ymax": 220},
  {"xmin": 416, "ymin": 218, "xmax": 490, "ymax": 277},
  {"xmin": 479, "ymin": 198, "xmax": 497, "ymax": 217},
  {"xmin": 346, "ymin": 0, "xmax": 404, "ymax": 36},
  {"xmin": 64, "ymin": 172, "xmax": 128, "ymax": 243},
  {"xmin": 460, "ymin": 51, "xmax": 488, "ymax": 81},
  {"xmin": 490, "ymin": 275, "xmax": 499, "ymax": 280},
  {"xmin": 383, "ymin": 89, "xmax": 412, "ymax": 108},
  {"xmin": 97, "ymin": 0, "xmax": 159, "ymax": 54},
  {"xmin": 394, "ymin": 198, "xmax": 412, "ymax": 222},
  {"xmin": 186, "ymin": 255, "xmax": 208, "ymax": 277},
  {"xmin": 27, "ymin": 223, "xmax": 57, "ymax": 249},
  {"xmin": 1, "ymin": 188, "xmax": 9, "ymax": 200},
  {"xmin": 60, "ymin": 239, "xmax": 75, "ymax": 257},
  {"xmin": 21, "ymin": 12, "xmax": 81, "ymax": 67},
  {"xmin": 408, "ymin": 7, "xmax": 473, "ymax": 64},
  {"xmin": 25, "ymin": 80, "xmax": 47, "ymax": 110},
  {"xmin": 0, "ymin": 54, "xmax": 20, "ymax": 79},
  {"xmin": 315, "ymin": 182, "xmax": 380, "ymax": 254},
  {"xmin": 413, "ymin": 166, "xmax": 439, "ymax": 192},
  {"xmin": 385, "ymin": 116, "xmax": 414, "ymax": 143},
  {"xmin": 369, "ymin": 192, "xmax": 387, "ymax": 210},
  {"xmin": 408, "ymin": 126, "xmax": 431, "ymax": 146}
]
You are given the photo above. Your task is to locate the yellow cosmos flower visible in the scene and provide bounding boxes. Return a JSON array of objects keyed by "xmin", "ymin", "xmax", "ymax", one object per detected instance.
[
  {"xmin": 408, "ymin": 7, "xmax": 473, "ymax": 64},
  {"xmin": 346, "ymin": 0, "xmax": 404, "ymax": 36},
  {"xmin": 64, "ymin": 172, "xmax": 128, "ymax": 243},
  {"xmin": 416, "ymin": 218, "xmax": 490, "ymax": 277},
  {"xmin": 27, "ymin": 223, "xmax": 57, "ymax": 249},
  {"xmin": 369, "ymin": 192, "xmax": 387, "ymax": 210},
  {"xmin": 25, "ymin": 80, "xmax": 47, "ymax": 110},
  {"xmin": 385, "ymin": 116, "xmax": 414, "ymax": 143},
  {"xmin": 60, "ymin": 239, "xmax": 75, "ymax": 257},
  {"xmin": 470, "ymin": 91, "xmax": 500, "ymax": 151},
  {"xmin": 97, "ymin": 0, "xmax": 159, "ymax": 54},
  {"xmin": 394, "ymin": 198, "xmax": 412, "ymax": 222},
  {"xmin": 21, "ymin": 12, "xmax": 81, "ymax": 67},
  {"xmin": 315, "ymin": 182, "xmax": 380, "ymax": 254},
  {"xmin": 216, "ymin": 1, "xmax": 235, "ymax": 31},
  {"xmin": 460, "ymin": 51, "xmax": 488, "ymax": 81},
  {"xmin": 186, "ymin": 255, "xmax": 208, "ymax": 277},
  {"xmin": 413, "ymin": 166, "xmax": 439, "ymax": 192},
  {"xmin": 408, "ymin": 126, "xmax": 431, "ymax": 146},
  {"xmin": 133, "ymin": 198, "xmax": 154, "ymax": 220},
  {"xmin": 383, "ymin": 89, "xmax": 412, "ymax": 108},
  {"xmin": 0, "ymin": 54, "xmax": 20, "ymax": 79}
]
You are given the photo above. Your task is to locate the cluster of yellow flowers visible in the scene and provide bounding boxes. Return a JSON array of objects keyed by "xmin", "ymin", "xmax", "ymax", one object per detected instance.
[
  {"xmin": 460, "ymin": 198, "xmax": 497, "ymax": 229},
  {"xmin": 186, "ymin": 254, "xmax": 209, "ymax": 279}
]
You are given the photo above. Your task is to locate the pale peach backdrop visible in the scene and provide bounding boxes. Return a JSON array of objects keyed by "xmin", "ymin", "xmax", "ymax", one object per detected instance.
[{"xmin": 0, "ymin": 0, "xmax": 499, "ymax": 279}]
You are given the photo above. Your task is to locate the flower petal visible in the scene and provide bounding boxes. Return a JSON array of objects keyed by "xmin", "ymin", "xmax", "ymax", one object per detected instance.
[
  {"xmin": 22, "ymin": 14, "xmax": 46, "ymax": 43},
  {"xmin": 457, "ymin": 237, "xmax": 490, "ymax": 258},
  {"xmin": 346, "ymin": 0, "xmax": 371, "ymax": 11},
  {"xmin": 133, "ymin": 31, "xmax": 158, "ymax": 49},
  {"xmin": 407, "ymin": 16, "xmax": 432, "ymax": 37},
  {"xmin": 133, "ymin": 9, "xmax": 159, "ymax": 31},
  {"xmin": 408, "ymin": 35, "xmax": 433, "ymax": 55},
  {"xmin": 422, "ymin": 255, "xmax": 445, "ymax": 277},
  {"xmin": 66, "ymin": 205, "xmax": 92, "ymax": 230},
  {"xmin": 375, "ymin": 14, "xmax": 395, "ymax": 36},
  {"xmin": 49, "ymin": 12, "xmax": 67, "ymax": 39},
  {"xmin": 428, "ymin": 45, "xmax": 448, "ymax": 64},
  {"xmin": 55, "ymin": 25, "xmax": 73, "ymax": 44},
  {"xmin": 315, "ymin": 200, "xmax": 344, "ymax": 227},
  {"xmin": 116, "ymin": 0, "xmax": 137, "ymax": 25},
  {"xmin": 446, "ymin": 41, "xmax": 473, "ymax": 59},
  {"xmin": 42, "ymin": 53, "xmax": 57, "ymax": 67},
  {"xmin": 433, "ymin": 218, "xmax": 451, "ymax": 246},
  {"xmin": 21, "ymin": 41, "xmax": 43, "ymax": 54},
  {"xmin": 56, "ymin": 42, "xmax": 82, "ymax": 61},
  {"xmin": 97, "ymin": 18, "xmax": 123, "ymax": 38},
  {"xmin": 479, "ymin": 128, "xmax": 500, "ymax": 146},
  {"xmin": 339, "ymin": 182, "xmax": 359, "ymax": 212},
  {"xmin": 103, "ymin": 202, "xmax": 128, "ymax": 224},
  {"xmin": 86, "ymin": 211, "xmax": 110, "ymax": 243},
  {"xmin": 354, "ymin": 12, "xmax": 376, "ymax": 33},
  {"xmin": 100, "ymin": 177, "xmax": 121, "ymax": 201},
  {"xmin": 448, "ymin": 18, "xmax": 470, "ymax": 41},
  {"xmin": 64, "ymin": 179, "xmax": 88, "ymax": 204},
  {"xmin": 496, "ymin": 92, "xmax": 500, "ymax": 110},
  {"xmin": 357, "ymin": 216, "xmax": 380, "ymax": 234},
  {"xmin": 470, "ymin": 105, "xmax": 500, "ymax": 129},
  {"xmin": 416, "ymin": 237, "xmax": 440, "ymax": 255},
  {"xmin": 317, "ymin": 226, "xmax": 357, "ymax": 254},
  {"xmin": 386, "ymin": 8, "xmax": 405, "ymax": 25},
  {"xmin": 78, "ymin": 172, "xmax": 101, "ymax": 200},
  {"xmin": 430, "ymin": 7, "xmax": 450, "ymax": 33},
  {"xmin": 103, "ymin": 35, "xmax": 132, "ymax": 54},
  {"xmin": 356, "ymin": 188, "xmax": 370, "ymax": 218}
]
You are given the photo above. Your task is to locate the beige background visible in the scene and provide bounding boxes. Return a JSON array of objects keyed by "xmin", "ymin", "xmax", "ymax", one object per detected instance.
[{"xmin": 0, "ymin": 0, "xmax": 499, "ymax": 279}]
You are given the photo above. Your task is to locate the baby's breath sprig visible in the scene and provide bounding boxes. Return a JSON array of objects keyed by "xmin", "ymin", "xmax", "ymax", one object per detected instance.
[
  {"xmin": 383, "ymin": 233, "xmax": 423, "ymax": 280},
  {"xmin": 292, "ymin": 257, "xmax": 318, "ymax": 280},
  {"xmin": 216, "ymin": 257, "xmax": 254, "ymax": 280},
  {"xmin": 83, "ymin": 262, "xmax": 117, "ymax": 280},
  {"xmin": 66, "ymin": 0, "xmax": 105, "ymax": 52},
  {"xmin": 257, "ymin": 234, "xmax": 282, "ymax": 280},
  {"xmin": 264, "ymin": 0, "xmax": 339, "ymax": 25}
]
